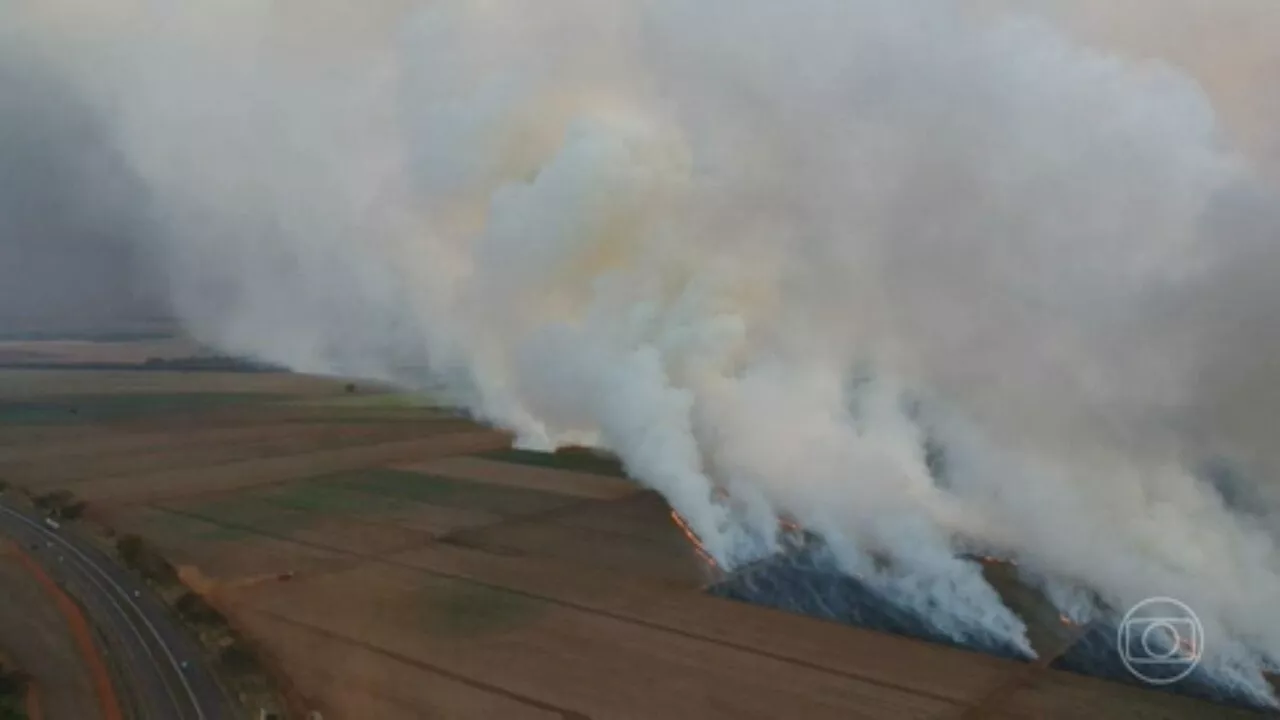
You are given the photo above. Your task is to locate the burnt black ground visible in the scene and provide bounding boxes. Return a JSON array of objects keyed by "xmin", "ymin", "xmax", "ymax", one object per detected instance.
[
  {"xmin": 708, "ymin": 544, "xmax": 1029, "ymax": 661},
  {"xmin": 710, "ymin": 542, "xmax": 1273, "ymax": 712}
]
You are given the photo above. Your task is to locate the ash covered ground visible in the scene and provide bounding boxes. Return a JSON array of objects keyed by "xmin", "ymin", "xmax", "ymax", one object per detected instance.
[{"xmin": 708, "ymin": 538, "xmax": 1274, "ymax": 711}]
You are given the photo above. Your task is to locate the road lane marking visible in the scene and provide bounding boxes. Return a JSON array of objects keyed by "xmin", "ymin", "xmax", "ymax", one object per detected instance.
[{"xmin": 0, "ymin": 506, "xmax": 205, "ymax": 719}]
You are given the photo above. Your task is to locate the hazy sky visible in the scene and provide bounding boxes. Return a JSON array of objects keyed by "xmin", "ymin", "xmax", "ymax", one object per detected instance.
[
  {"xmin": 1009, "ymin": 0, "xmax": 1280, "ymax": 171},
  {"xmin": 2, "ymin": 0, "xmax": 1277, "ymax": 334},
  {"xmin": 0, "ymin": 42, "xmax": 161, "ymax": 333}
]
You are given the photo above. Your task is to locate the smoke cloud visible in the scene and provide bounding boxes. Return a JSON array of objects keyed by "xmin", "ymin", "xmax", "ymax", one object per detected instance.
[
  {"xmin": 8, "ymin": 0, "xmax": 1280, "ymax": 700},
  {"xmin": 0, "ymin": 26, "xmax": 159, "ymax": 334}
]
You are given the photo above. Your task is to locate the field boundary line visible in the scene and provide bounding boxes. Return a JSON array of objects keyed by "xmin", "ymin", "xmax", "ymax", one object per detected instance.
[
  {"xmin": 250, "ymin": 607, "xmax": 592, "ymax": 719},
  {"xmin": 148, "ymin": 504, "xmax": 972, "ymax": 707}
]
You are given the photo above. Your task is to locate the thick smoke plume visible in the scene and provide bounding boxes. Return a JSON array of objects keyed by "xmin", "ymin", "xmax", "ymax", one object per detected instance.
[
  {"xmin": 0, "ymin": 22, "xmax": 158, "ymax": 333},
  {"xmin": 8, "ymin": 0, "xmax": 1280, "ymax": 701}
]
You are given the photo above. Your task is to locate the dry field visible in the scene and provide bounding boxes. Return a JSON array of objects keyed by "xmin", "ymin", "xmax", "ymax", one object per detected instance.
[
  {"xmin": 0, "ymin": 367, "xmax": 1260, "ymax": 719},
  {"xmin": 0, "ymin": 367, "xmax": 346, "ymax": 398},
  {"xmin": 0, "ymin": 337, "xmax": 201, "ymax": 365}
]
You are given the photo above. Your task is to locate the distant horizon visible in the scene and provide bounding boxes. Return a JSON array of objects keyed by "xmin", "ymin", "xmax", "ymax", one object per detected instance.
[{"xmin": 0, "ymin": 314, "xmax": 178, "ymax": 340}]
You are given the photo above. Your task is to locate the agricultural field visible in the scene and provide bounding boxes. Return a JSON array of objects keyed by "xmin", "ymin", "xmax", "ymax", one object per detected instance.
[
  {"xmin": 0, "ymin": 354, "xmax": 1252, "ymax": 719},
  {"xmin": 0, "ymin": 336, "xmax": 198, "ymax": 365},
  {"xmin": 0, "ymin": 368, "xmax": 345, "ymax": 400}
]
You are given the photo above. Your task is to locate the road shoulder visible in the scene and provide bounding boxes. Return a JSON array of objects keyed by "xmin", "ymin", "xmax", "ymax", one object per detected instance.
[{"xmin": 0, "ymin": 543, "xmax": 113, "ymax": 720}]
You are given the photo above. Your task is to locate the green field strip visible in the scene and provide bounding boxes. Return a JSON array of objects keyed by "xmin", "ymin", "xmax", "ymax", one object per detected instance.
[
  {"xmin": 250, "ymin": 480, "xmax": 412, "ymax": 516},
  {"xmin": 0, "ymin": 393, "xmax": 286, "ymax": 425},
  {"xmin": 136, "ymin": 505, "xmax": 263, "ymax": 542},
  {"xmin": 285, "ymin": 393, "xmax": 441, "ymax": 409},
  {"xmin": 414, "ymin": 575, "xmax": 547, "ymax": 638},
  {"xmin": 158, "ymin": 493, "xmax": 318, "ymax": 541},
  {"xmin": 320, "ymin": 468, "xmax": 574, "ymax": 517},
  {"xmin": 476, "ymin": 448, "xmax": 629, "ymax": 478}
]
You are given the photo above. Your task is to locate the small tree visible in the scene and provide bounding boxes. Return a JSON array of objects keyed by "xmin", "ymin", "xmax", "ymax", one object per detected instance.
[
  {"xmin": 117, "ymin": 534, "xmax": 144, "ymax": 567},
  {"xmin": 220, "ymin": 642, "xmax": 259, "ymax": 675},
  {"xmin": 176, "ymin": 592, "xmax": 225, "ymax": 626},
  {"xmin": 116, "ymin": 534, "xmax": 177, "ymax": 585},
  {"xmin": 0, "ymin": 664, "xmax": 29, "ymax": 697},
  {"xmin": 35, "ymin": 489, "xmax": 75, "ymax": 514}
]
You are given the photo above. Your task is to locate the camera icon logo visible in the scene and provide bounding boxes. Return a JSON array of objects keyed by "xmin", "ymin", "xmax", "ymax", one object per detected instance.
[{"xmin": 1117, "ymin": 597, "xmax": 1204, "ymax": 685}]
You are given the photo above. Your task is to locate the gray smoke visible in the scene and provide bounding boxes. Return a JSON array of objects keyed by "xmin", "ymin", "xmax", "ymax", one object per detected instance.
[
  {"xmin": 0, "ymin": 33, "xmax": 159, "ymax": 334},
  {"xmin": 7, "ymin": 0, "xmax": 1280, "ymax": 700}
]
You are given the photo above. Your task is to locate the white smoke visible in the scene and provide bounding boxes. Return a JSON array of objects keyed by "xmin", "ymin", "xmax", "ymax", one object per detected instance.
[{"xmin": 9, "ymin": 0, "xmax": 1280, "ymax": 699}]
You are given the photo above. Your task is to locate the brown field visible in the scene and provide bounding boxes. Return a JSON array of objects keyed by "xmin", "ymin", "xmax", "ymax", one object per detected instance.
[
  {"xmin": 395, "ymin": 456, "xmax": 638, "ymax": 500},
  {"xmin": 56, "ymin": 431, "xmax": 510, "ymax": 504},
  {"xmin": 239, "ymin": 611, "xmax": 564, "ymax": 720},
  {"xmin": 0, "ymin": 368, "xmax": 347, "ymax": 398},
  {"xmin": 0, "ymin": 338, "xmax": 201, "ymax": 365},
  {"xmin": 1, "ymin": 424, "xmax": 458, "ymax": 486},
  {"xmin": 108, "ymin": 512, "xmax": 343, "ymax": 580},
  {"xmin": 0, "ymin": 366, "xmax": 1262, "ymax": 719}
]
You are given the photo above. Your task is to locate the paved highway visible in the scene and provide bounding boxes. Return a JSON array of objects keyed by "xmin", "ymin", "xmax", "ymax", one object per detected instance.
[{"xmin": 0, "ymin": 501, "xmax": 237, "ymax": 719}]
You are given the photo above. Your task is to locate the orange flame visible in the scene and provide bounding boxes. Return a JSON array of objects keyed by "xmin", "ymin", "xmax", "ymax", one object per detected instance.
[{"xmin": 670, "ymin": 510, "xmax": 718, "ymax": 570}]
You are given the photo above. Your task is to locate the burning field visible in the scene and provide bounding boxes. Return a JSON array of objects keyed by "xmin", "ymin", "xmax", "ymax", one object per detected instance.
[
  {"xmin": 672, "ymin": 508, "xmax": 1276, "ymax": 711},
  {"xmin": 8, "ymin": 0, "xmax": 1280, "ymax": 715},
  {"xmin": 0, "ymin": 364, "xmax": 1265, "ymax": 717}
]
